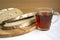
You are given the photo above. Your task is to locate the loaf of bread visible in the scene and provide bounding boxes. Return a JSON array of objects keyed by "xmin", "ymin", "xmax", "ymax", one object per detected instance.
[{"xmin": 0, "ymin": 8, "xmax": 36, "ymax": 37}]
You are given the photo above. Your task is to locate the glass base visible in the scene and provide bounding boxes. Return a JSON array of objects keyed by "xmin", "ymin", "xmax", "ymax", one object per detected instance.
[{"xmin": 37, "ymin": 27, "xmax": 50, "ymax": 31}]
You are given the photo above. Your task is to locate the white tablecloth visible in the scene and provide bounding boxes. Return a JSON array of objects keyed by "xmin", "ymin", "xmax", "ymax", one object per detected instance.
[{"xmin": 0, "ymin": 12, "xmax": 60, "ymax": 40}]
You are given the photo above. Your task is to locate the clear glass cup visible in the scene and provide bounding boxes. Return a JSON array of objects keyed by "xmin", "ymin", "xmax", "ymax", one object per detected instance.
[{"xmin": 35, "ymin": 8, "xmax": 59, "ymax": 31}]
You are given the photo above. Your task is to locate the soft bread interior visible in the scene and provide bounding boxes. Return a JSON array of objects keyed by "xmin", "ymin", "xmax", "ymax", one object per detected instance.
[
  {"xmin": 3, "ymin": 12, "xmax": 36, "ymax": 23},
  {"xmin": 0, "ymin": 8, "xmax": 23, "ymax": 24},
  {"xmin": 3, "ymin": 17, "xmax": 35, "ymax": 27}
]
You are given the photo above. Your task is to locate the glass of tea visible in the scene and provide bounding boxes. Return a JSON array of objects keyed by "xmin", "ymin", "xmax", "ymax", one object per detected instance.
[{"xmin": 35, "ymin": 8, "xmax": 59, "ymax": 31}]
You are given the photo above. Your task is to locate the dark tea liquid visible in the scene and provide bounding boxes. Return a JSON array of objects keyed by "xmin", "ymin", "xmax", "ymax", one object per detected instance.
[{"xmin": 36, "ymin": 12, "xmax": 53, "ymax": 31}]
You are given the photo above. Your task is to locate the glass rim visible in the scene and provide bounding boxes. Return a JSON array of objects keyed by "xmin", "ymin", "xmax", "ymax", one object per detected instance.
[
  {"xmin": 37, "ymin": 7, "xmax": 53, "ymax": 10},
  {"xmin": 36, "ymin": 8, "xmax": 54, "ymax": 13}
]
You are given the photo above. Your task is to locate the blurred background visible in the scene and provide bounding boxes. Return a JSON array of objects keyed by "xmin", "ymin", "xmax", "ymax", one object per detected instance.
[{"xmin": 0, "ymin": 0, "xmax": 60, "ymax": 13}]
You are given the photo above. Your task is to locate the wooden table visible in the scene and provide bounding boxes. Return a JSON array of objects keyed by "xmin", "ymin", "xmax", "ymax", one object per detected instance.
[{"xmin": 0, "ymin": 0, "xmax": 60, "ymax": 13}]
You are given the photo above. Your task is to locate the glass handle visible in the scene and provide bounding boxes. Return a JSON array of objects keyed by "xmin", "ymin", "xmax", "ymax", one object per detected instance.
[{"xmin": 52, "ymin": 12, "xmax": 60, "ymax": 24}]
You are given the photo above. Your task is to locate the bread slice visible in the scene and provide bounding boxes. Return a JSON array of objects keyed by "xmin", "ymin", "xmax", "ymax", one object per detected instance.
[
  {"xmin": 4, "ymin": 17, "xmax": 35, "ymax": 27},
  {"xmin": 3, "ymin": 12, "xmax": 36, "ymax": 23},
  {"xmin": 0, "ymin": 8, "xmax": 23, "ymax": 24},
  {"xmin": 21, "ymin": 12, "xmax": 36, "ymax": 19},
  {"xmin": 2, "ymin": 17, "xmax": 35, "ymax": 30},
  {"xmin": 0, "ymin": 23, "xmax": 36, "ymax": 38}
]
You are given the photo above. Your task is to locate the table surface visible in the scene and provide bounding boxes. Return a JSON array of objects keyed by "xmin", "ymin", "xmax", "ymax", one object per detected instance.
[
  {"xmin": 0, "ymin": 0, "xmax": 60, "ymax": 13},
  {"xmin": 0, "ymin": 12, "xmax": 60, "ymax": 40}
]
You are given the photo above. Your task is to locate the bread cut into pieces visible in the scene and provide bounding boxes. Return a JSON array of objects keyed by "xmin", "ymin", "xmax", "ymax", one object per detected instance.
[
  {"xmin": 0, "ymin": 8, "xmax": 23, "ymax": 24},
  {"xmin": 3, "ymin": 17, "xmax": 35, "ymax": 27}
]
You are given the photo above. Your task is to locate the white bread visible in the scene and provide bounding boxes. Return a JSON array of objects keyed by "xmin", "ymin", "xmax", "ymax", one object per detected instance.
[
  {"xmin": 0, "ymin": 8, "xmax": 36, "ymax": 37},
  {"xmin": 3, "ymin": 12, "xmax": 36, "ymax": 23},
  {"xmin": 21, "ymin": 12, "xmax": 36, "ymax": 19},
  {"xmin": 0, "ymin": 8, "xmax": 23, "ymax": 24},
  {"xmin": 3, "ymin": 17, "xmax": 35, "ymax": 27}
]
